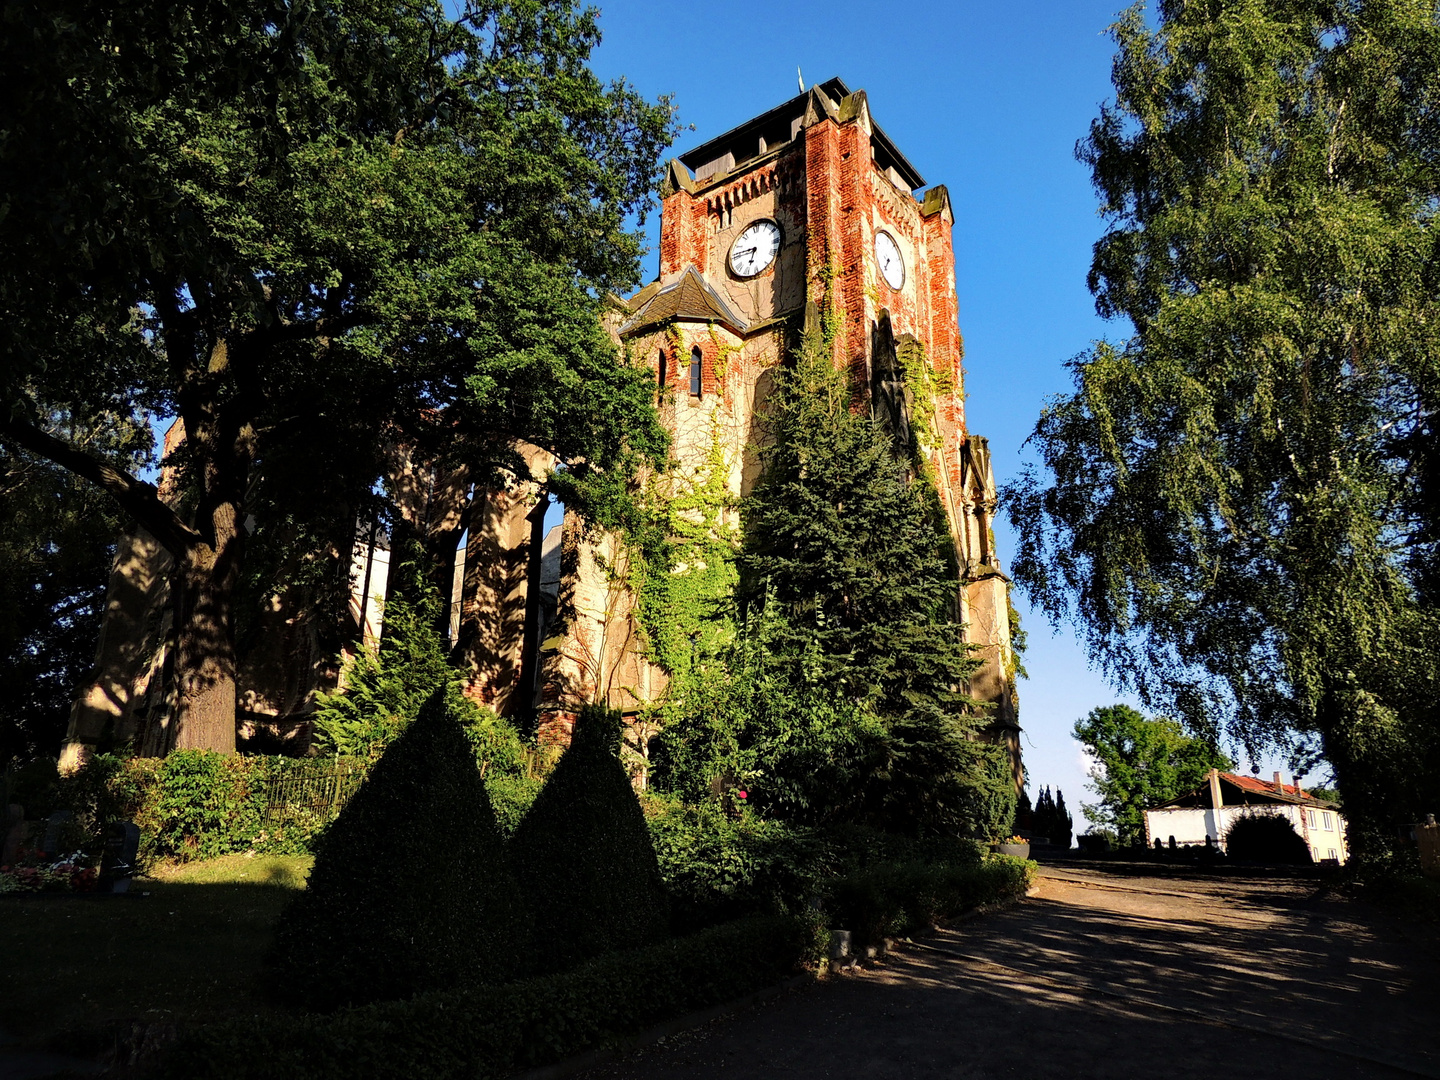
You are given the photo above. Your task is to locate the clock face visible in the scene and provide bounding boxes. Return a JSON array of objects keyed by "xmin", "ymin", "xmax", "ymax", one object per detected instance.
[
  {"xmin": 874, "ymin": 230, "xmax": 905, "ymax": 290},
  {"xmin": 729, "ymin": 220, "xmax": 781, "ymax": 278}
]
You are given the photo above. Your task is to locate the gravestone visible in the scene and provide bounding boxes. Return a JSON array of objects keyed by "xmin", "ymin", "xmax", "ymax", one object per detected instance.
[
  {"xmin": 41, "ymin": 810, "xmax": 73, "ymax": 859},
  {"xmin": 97, "ymin": 822, "xmax": 141, "ymax": 894}
]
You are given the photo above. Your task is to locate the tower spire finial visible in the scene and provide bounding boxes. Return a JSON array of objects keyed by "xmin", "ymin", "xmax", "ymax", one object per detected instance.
[{"xmin": 797, "ymin": 67, "xmax": 805, "ymax": 94}]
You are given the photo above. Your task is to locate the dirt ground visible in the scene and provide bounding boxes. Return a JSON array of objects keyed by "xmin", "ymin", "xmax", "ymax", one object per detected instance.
[{"xmin": 579, "ymin": 862, "xmax": 1440, "ymax": 1080}]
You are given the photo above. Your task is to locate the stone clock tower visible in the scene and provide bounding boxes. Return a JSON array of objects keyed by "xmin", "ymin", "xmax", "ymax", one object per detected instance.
[{"xmin": 537, "ymin": 77, "xmax": 1022, "ymax": 788}]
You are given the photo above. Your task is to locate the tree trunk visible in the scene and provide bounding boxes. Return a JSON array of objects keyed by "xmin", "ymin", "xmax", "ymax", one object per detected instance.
[{"xmin": 171, "ymin": 499, "xmax": 244, "ymax": 754}]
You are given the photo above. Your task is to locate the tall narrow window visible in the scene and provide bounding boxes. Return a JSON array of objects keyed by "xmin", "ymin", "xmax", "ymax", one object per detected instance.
[
  {"xmin": 689, "ymin": 346, "xmax": 703, "ymax": 398},
  {"xmin": 657, "ymin": 349, "xmax": 667, "ymax": 402}
]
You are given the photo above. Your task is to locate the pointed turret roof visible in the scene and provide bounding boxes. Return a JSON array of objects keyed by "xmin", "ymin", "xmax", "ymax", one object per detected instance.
[{"xmin": 618, "ymin": 266, "xmax": 748, "ymax": 336}]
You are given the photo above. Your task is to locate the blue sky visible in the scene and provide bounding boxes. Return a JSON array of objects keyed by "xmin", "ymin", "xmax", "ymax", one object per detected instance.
[{"xmin": 584, "ymin": 0, "xmax": 1317, "ymax": 819}]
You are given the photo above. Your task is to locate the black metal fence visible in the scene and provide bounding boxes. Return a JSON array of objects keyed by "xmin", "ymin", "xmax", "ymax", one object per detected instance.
[{"xmin": 260, "ymin": 758, "xmax": 369, "ymax": 824}]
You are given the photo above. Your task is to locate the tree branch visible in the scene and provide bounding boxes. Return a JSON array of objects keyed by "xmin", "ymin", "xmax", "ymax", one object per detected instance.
[{"xmin": 0, "ymin": 414, "xmax": 201, "ymax": 556}]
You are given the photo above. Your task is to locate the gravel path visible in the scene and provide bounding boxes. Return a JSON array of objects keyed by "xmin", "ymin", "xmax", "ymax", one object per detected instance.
[{"xmin": 578, "ymin": 863, "xmax": 1440, "ymax": 1080}]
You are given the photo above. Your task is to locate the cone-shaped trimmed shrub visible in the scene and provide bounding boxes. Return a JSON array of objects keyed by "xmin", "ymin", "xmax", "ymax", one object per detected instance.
[
  {"xmin": 511, "ymin": 704, "xmax": 669, "ymax": 972},
  {"xmin": 266, "ymin": 689, "xmax": 530, "ymax": 1010}
]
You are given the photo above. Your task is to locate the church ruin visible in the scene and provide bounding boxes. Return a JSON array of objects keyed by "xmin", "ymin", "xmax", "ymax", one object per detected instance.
[{"xmin": 61, "ymin": 78, "xmax": 1022, "ymax": 789}]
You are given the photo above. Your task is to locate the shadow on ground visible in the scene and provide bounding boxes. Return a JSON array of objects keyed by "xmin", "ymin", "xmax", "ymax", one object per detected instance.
[{"xmin": 581, "ymin": 865, "xmax": 1440, "ymax": 1080}]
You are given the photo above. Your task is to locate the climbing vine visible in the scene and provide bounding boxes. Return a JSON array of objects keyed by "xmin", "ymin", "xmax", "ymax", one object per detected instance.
[
  {"xmin": 894, "ymin": 336, "xmax": 955, "ymax": 453},
  {"xmin": 706, "ymin": 323, "xmax": 742, "ymax": 382},
  {"xmin": 624, "ymin": 420, "xmax": 740, "ymax": 686}
]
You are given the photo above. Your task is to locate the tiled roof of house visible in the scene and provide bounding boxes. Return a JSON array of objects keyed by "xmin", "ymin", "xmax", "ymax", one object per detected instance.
[
  {"xmin": 1221, "ymin": 772, "xmax": 1304, "ymax": 799},
  {"xmin": 1151, "ymin": 771, "xmax": 1341, "ymax": 812}
]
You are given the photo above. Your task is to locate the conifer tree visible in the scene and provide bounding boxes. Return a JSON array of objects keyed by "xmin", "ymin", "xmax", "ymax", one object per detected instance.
[
  {"xmin": 659, "ymin": 324, "xmax": 993, "ymax": 834},
  {"xmin": 1053, "ymin": 789, "xmax": 1073, "ymax": 851},
  {"xmin": 310, "ymin": 545, "xmax": 528, "ymax": 777}
]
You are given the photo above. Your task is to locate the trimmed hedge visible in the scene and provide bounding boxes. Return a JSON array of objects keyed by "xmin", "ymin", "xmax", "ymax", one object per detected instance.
[
  {"xmin": 152, "ymin": 914, "xmax": 818, "ymax": 1080},
  {"xmin": 512, "ymin": 704, "xmax": 669, "ymax": 971},
  {"xmin": 827, "ymin": 855, "xmax": 1036, "ymax": 952},
  {"xmin": 1224, "ymin": 813, "xmax": 1313, "ymax": 864},
  {"xmin": 265, "ymin": 691, "xmax": 531, "ymax": 1010}
]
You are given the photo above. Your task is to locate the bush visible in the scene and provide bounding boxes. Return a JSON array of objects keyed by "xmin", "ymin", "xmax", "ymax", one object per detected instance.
[
  {"xmin": 1224, "ymin": 813, "xmax": 1312, "ymax": 864},
  {"xmin": 485, "ymin": 773, "xmax": 542, "ymax": 838},
  {"xmin": 153, "ymin": 915, "xmax": 818, "ymax": 1080},
  {"xmin": 823, "ymin": 824, "xmax": 987, "ymax": 874},
  {"xmin": 647, "ymin": 799, "xmax": 827, "ymax": 930},
  {"xmin": 265, "ymin": 690, "xmax": 530, "ymax": 1010},
  {"xmin": 511, "ymin": 704, "xmax": 669, "ymax": 972},
  {"xmin": 55, "ymin": 752, "xmax": 352, "ymax": 864},
  {"xmin": 826, "ymin": 855, "xmax": 1035, "ymax": 952},
  {"xmin": 151, "ymin": 751, "xmax": 265, "ymax": 861}
]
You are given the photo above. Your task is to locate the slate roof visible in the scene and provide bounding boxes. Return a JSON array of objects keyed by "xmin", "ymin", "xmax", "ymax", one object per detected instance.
[{"xmin": 618, "ymin": 266, "xmax": 748, "ymax": 337}]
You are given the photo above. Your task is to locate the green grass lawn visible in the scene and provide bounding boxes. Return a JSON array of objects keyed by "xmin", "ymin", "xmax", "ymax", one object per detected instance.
[{"xmin": 1, "ymin": 854, "xmax": 312, "ymax": 1050}]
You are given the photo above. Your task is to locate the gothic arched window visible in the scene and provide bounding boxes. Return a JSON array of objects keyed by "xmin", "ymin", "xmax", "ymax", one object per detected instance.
[
  {"xmin": 689, "ymin": 346, "xmax": 703, "ymax": 398},
  {"xmin": 657, "ymin": 349, "xmax": 667, "ymax": 402}
]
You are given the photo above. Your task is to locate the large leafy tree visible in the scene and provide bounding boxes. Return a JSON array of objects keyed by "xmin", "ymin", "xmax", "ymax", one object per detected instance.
[
  {"xmin": 0, "ymin": 0, "xmax": 673, "ymax": 752},
  {"xmin": 1006, "ymin": 0, "xmax": 1440, "ymax": 850},
  {"xmin": 0, "ymin": 414, "xmax": 151, "ymax": 769},
  {"xmin": 1073, "ymin": 705, "xmax": 1232, "ymax": 845}
]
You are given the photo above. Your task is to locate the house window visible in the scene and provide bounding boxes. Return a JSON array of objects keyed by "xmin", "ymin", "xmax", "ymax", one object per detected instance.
[
  {"xmin": 1307, "ymin": 810, "xmax": 1317, "ymax": 828},
  {"xmin": 1323, "ymin": 813, "xmax": 1333, "ymax": 831},
  {"xmin": 689, "ymin": 346, "xmax": 703, "ymax": 398},
  {"xmin": 657, "ymin": 349, "xmax": 667, "ymax": 402},
  {"xmin": 1329, "ymin": 848, "xmax": 1339, "ymax": 860}
]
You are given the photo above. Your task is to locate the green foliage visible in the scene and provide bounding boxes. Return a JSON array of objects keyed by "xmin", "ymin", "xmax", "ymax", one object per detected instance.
[
  {"xmin": 1005, "ymin": 0, "xmax": 1440, "ymax": 849},
  {"xmin": 946, "ymin": 742, "xmax": 1019, "ymax": 844},
  {"xmin": 1073, "ymin": 705, "xmax": 1232, "ymax": 846},
  {"xmin": 58, "ymin": 751, "xmax": 330, "ymax": 863},
  {"xmin": 1224, "ymin": 813, "xmax": 1312, "ymax": 865},
  {"xmin": 0, "ymin": 0, "xmax": 676, "ymax": 747},
  {"xmin": 740, "ymin": 325, "xmax": 978, "ymax": 725},
  {"xmin": 484, "ymin": 773, "xmax": 543, "ymax": 838},
  {"xmin": 627, "ymin": 417, "xmax": 740, "ymax": 686},
  {"xmin": 312, "ymin": 549, "xmax": 528, "ymax": 778},
  {"xmin": 511, "ymin": 704, "xmax": 669, "ymax": 972},
  {"xmin": 151, "ymin": 751, "xmax": 263, "ymax": 863},
  {"xmin": 54, "ymin": 741, "xmax": 533, "ymax": 864},
  {"xmin": 156, "ymin": 914, "xmax": 817, "ymax": 1080},
  {"xmin": 266, "ymin": 691, "xmax": 529, "ymax": 1010},
  {"xmin": 826, "ymin": 855, "xmax": 1035, "ymax": 953},
  {"xmin": 646, "ymin": 798, "xmax": 828, "ymax": 930},
  {"xmin": 894, "ymin": 336, "xmax": 955, "ymax": 455},
  {"xmin": 1031, "ymin": 786, "xmax": 1074, "ymax": 850},
  {"xmin": 653, "ymin": 616, "xmax": 890, "ymax": 825}
]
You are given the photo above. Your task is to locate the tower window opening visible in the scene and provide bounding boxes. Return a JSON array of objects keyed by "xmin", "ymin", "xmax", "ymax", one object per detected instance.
[
  {"xmin": 689, "ymin": 346, "xmax": 703, "ymax": 398},
  {"xmin": 657, "ymin": 349, "xmax": 667, "ymax": 401}
]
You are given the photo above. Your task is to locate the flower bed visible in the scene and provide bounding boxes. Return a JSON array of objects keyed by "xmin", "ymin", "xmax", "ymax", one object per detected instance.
[{"xmin": 0, "ymin": 849, "xmax": 99, "ymax": 894}]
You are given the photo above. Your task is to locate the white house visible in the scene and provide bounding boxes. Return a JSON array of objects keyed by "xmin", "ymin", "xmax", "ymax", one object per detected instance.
[{"xmin": 1144, "ymin": 769, "xmax": 1348, "ymax": 865}]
